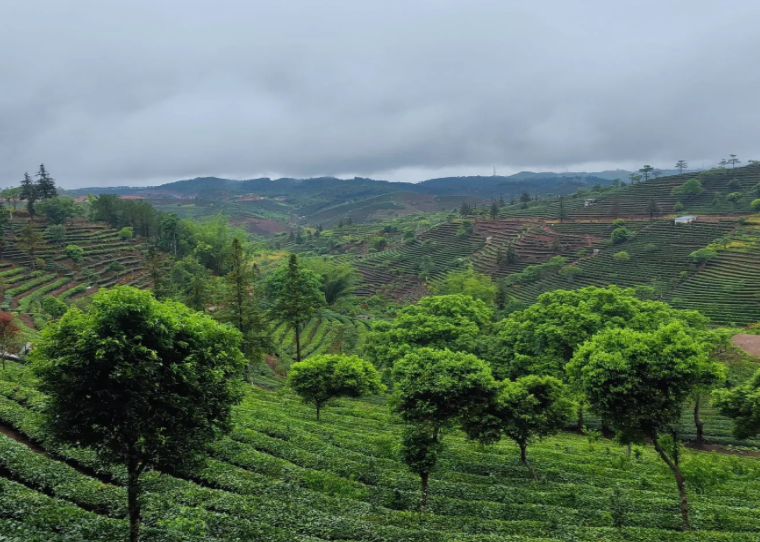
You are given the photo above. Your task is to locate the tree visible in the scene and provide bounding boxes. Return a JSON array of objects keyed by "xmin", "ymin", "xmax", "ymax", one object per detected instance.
[
  {"xmin": 119, "ymin": 226, "xmax": 134, "ymax": 240},
  {"xmin": 558, "ymin": 195, "xmax": 565, "ymax": 222},
  {"xmin": 506, "ymin": 245, "xmax": 517, "ymax": 264},
  {"xmin": 675, "ymin": 160, "xmax": 688, "ymax": 175},
  {"xmin": 613, "ymin": 251, "xmax": 630, "ymax": 262},
  {"xmin": 463, "ymin": 375, "xmax": 573, "ymax": 478},
  {"xmin": 287, "ymin": 354, "xmax": 384, "ymax": 420},
  {"xmin": 651, "ymin": 168, "xmax": 663, "ymax": 179},
  {"xmin": 674, "ymin": 201, "xmax": 684, "ymax": 214},
  {"xmin": 690, "ymin": 247, "xmax": 718, "ymax": 264},
  {"xmin": 610, "ymin": 227, "xmax": 630, "ymax": 245},
  {"xmin": 392, "ymin": 348, "xmax": 497, "ymax": 509},
  {"xmin": 265, "ymin": 254, "xmax": 325, "ymax": 363},
  {"xmin": 37, "ymin": 197, "xmax": 76, "ymax": 225},
  {"xmin": 169, "ymin": 256, "xmax": 212, "ymax": 312},
  {"xmin": 20, "ymin": 172, "xmax": 38, "ymax": 216},
  {"xmin": 751, "ymin": 199, "xmax": 760, "ymax": 212},
  {"xmin": 63, "ymin": 244, "xmax": 85, "ymax": 266},
  {"xmin": 727, "ymin": 154, "xmax": 741, "ymax": 170},
  {"xmin": 216, "ymin": 239, "xmax": 270, "ymax": 363},
  {"xmin": 639, "ymin": 165, "xmax": 654, "ymax": 182},
  {"xmin": 647, "ymin": 197, "xmax": 660, "ymax": 219},
  {"xmin": 365, "ymin": 294, "xmax": 492, "ymax": 368},
  {"xmin": 301, "ymin": 258, "xmax": 356, "ymax": 305},
  {"xmin": 42, "ymin": 296, "xmax": 68, "ymax": 318},
  {"xmin": 567, "ymin": 323, "xmax": 723, "ymax": 531},
  {"xmin": 35, "ymin": 164, "xmax": 57, "ymax": 199},
  {"xmin": 32, "ymin": 287, "xmax": 245, "ymax": 542},
  {"xmin": 629, "ymin": 173, "xmax": 642, "ymax": 184},
  {"xmin": 430, "ymin": 267, "xmax": 497, "ymax": 304},
  {"xmin": 714, "ymin": 368, "xmax": 760, "ymax": 440},
  {"xmin": 45, "ymin": 224, "xmax": 67, "ymax": 245},
  {"xmin": 671, "ymin": 178, "xmax": 703, "ymax": 196},
  {"xmin": 15, "ymin": 222, "xmax": 45, "ymax": 267},
  {"xmin": 0, "ymin": 313, "xmax": 22, "ymax": 370},
  {"xmin": 490, "ymin": 200, "xmax": 499, "ymax": 219},
  {"xmin": 519, "ymin": 191, "xmax": 531, "ymax": 203},
  {"xmin": 1, "ymin": 187, "xmax": 21, "ymax": 219}
]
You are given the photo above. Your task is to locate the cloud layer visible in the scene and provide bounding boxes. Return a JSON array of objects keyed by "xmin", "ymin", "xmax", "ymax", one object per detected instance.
[{"xmin": 2, "ymin": 0, "xmax": 759, "ymax": 187}]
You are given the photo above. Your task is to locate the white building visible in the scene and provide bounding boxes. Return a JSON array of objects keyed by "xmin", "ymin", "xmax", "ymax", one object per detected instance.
[{"xmin": 674, "ymin": 215, "xmax": 697, "ymax": 224}]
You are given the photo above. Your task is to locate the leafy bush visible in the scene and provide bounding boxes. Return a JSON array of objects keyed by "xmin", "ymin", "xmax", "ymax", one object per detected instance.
[
  {"xmin": 613, "ymin": 251, "xmax": 630, "ymax": 262},
  {"xmin": 671, "ymin": 178, "xmax": 703, "ymax": 195},
  {"xmin": 690, "ymin": 247, "xmax": 718, "ymax": 263},
  {"xmin": 610, "ymin": 227, "xmax": 630, "ymax": 244}
]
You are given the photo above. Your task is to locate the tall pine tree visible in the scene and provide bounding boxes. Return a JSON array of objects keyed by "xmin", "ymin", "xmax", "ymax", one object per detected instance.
[
  {"xmin": 35, "ymin": 164, "xmax": 57, "ymax": 199},
  {"xmin": 20, "ymin": 173, "xmax": 38, "ymax": 216},
  {"xmin": 217, "ymin": 238, "xmax": 270, "ymax": 363}
]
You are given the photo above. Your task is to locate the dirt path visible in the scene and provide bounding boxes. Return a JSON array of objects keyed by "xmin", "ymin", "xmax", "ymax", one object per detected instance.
[
  {"xmin": 731, "ymin": 334, "xmax": 760, "ymax": 358},
  {"xmin": 0, "ymin": 420, "xmax": 46, "ymax": 454}
]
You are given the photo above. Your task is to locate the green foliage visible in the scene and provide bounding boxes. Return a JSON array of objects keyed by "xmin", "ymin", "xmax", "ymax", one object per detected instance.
[
  {"xmin": 727, "ymin": 192, "xmax": 743, "ymax": 203},
  {"xmin": 265, "ymin": 254, "xmax": 325, "ymax": 362},
  {"xmin": 610, "ymin": 227, "xmax": 631, "ymax": 244},
  {"xmin": 41, "ymin": 296, "xmax": 68, "ymax": 318},
  {"xmin": 44, "ymin": 224, "xmax": 66, "ymax": 244},
  {"xmin": 63, "ymin": 244, "xmax": 84, "ymax": 264},
  {"xmin": 301, "ymin": 257, "xmax": 356, "ymax": 305},
  {"xmin": 36, "ymin": 197, "xmax": 77, "ymax": 225},
  {"xmin": 287, "ymin": 354, "xmax": 384, "ymax": 419},
  {"xmin": 612, "ymin": 250, "xmax": 630, "ymax": 262},
  {"xmin": 455, "ymin": 220, "xmax": 473, "ymax": 237},
  {"xmin": 463, "ymin": 375, "xmax": 574, "ymax": 476},
  {"xmin": 490, "ymin": 285, "xmax": 709, "ymax": 380},
  {"xmin": 609, "ymin": 484, "xmax": 631, "ymax": 533},
  {"xmin": 107, "ymin": 261, "xmax": 125, "ymax": 273},
  {"xmin": 365, "ymin": 294, "xmax": 492, "ymax": 368},
  {"xmin": 714, "ymin": 368, "xmax": 760, "ymax": 440},
  {"xmin": 674, "ymin": 201, "xmax": 684, "ymax": 213},
  {"xmin": 611, "ymin": 218, "xmax": 626, "ymax": 228},
  {"xmin": 690, "ymin": 247, "xmax": 718, "ymax": 263},
  {"xmin": 32, "ymin": 286, "xmax": 246, "ymax": 541},
  {"xmin": 671, "ymin": 178, "xmax": 703, "ymax": 196},
  {"xmin": 430, "ymin": 267, "xmax": 497, "ymax": 304},
  {"xmin": 751, "ymin": 198, "xmax": 760, "ymax": 211},
  {"xmin": 118, "ymin": 226, "xmax": 134, "ymax": 240},
  {"xmin": 504, "ymin": 256, "xmax": 567, "ymax": 285}
]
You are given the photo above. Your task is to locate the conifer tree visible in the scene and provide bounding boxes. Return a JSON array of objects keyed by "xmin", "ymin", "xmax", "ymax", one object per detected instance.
[
  {"xmin": 35, "ymin": 164, "xmax": 57, "ymax": 199},
  {"xmin": 16, "ymin": 221, "xmax": 45, "ymax": 268},
  {"xmin": 20, "ymin": 173, "xmax": 38, "ymax": 216}
]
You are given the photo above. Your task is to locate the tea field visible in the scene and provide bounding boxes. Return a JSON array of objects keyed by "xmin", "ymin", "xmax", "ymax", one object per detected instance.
[{"xmin": 1, "ymin": 361, "xmax": 760, "ymax": 542}]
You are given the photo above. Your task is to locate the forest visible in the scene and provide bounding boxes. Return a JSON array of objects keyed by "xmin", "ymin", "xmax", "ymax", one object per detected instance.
[{"xmin": 0, "ymin": 162, "xmax": 760, "ymax": 542}]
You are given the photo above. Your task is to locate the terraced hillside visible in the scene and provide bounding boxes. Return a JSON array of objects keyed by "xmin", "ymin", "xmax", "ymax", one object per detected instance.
[
  {"xmin": 500, "ymin": 163, "xmax": 760, "ymax": 220},
  {"xmin": 1, "ymin": 360, "xmax": 759, "ymax": 542},
  {"xmin": 1, "ymin": 220, "xmax": 150, "ymax": 331},
  {"xmin": 269, "ymin": 311, "xmax": 372, "ymax": 368}
]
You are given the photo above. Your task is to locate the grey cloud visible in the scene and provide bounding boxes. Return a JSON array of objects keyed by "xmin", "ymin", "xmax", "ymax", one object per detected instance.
[{"xmin": 1, "ymin": 0, "xmax": 759, "ymax": 187}]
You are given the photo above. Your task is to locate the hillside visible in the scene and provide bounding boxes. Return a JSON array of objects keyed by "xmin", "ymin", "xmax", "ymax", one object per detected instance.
[
  {"xmin": 2, "ymin": 360, "xmax": 760, "ymax": 542},
  {"xmin": 0, "ymin": 219, "xmax": 150, "ymax": 332}
]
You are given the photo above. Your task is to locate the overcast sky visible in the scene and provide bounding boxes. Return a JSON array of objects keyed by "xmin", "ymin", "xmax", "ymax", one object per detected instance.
[{"xmin": 2, "ymin": 1, "xmax": 759, "ymax": 188}]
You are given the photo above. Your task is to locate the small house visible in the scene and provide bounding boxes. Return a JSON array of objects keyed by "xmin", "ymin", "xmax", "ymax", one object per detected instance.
[
  {"xmin": 584, "ymin": 198, "xmax": 596, "ymax": 207},
  {"xmin": 674, "ymin": 215, "xmax": 697, "ymax": 225}
]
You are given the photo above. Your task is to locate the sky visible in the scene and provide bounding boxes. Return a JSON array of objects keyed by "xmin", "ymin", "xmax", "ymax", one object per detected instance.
[{"xmin": 2, "ymin": 0, "xmax": 759, "ymax": 188}]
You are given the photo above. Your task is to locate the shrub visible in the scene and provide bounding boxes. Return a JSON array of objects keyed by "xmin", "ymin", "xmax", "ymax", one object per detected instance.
[
  {"xmin": 751, "ymin": 199, "xmax": 760, "ymax": 212},
  {"xmin": 727, "ymin": 192, "xmax": 743, "ymax": 203},
  {"xmin": 610, "ymin": 227, "xmax": 630, "ymax": 244},
  {"xmin": 690, "ymin": 247, "xmax": 718, "ymax": 263},
  {"xmin": 118, "ymin": 227, "xmax": 133, "ymax": 240},
  {"xmin": 613, "ymin": 251, "xmax": 630, "ymax": 262},
  {"xmin": 108, "ymin": 261, "xmax": 125, "ymax": 273},
  {"xmin": 611, "ymin": 218, "xmax": 626, "ymax": 228},
  {"xmin": 671, "ymin": 178, "xmax": 703, "ymax": 195}
]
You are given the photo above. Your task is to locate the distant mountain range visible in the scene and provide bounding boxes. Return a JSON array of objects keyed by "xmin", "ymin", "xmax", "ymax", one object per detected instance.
[{"xmin": 65, "ymin": 169, "xmax": 683, "ymax": 200}]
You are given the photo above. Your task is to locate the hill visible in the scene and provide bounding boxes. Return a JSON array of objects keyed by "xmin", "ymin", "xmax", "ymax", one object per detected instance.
[{"xmin": 1, "ymin": 359, "xmax": 760, "ymax": 541}]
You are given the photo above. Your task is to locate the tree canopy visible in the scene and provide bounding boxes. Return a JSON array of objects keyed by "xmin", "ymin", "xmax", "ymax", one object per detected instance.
[
  {"xmin": 32, "ymin": 286, "xmax": 246, "ymax": 542},
  {"xmin": 714, "ymin": 369, "xmax": 760, "ymax": 440},
  {"xmin": 288, "ymin": 354, "xmax": 384, "ymax": 419},
  {"xmin": 366, "ymin": 294, "xmax": 492, "ymax": 368},
  {"xmin": 430, "ymin": 267, "xmax": 497, "ymax": 304}
]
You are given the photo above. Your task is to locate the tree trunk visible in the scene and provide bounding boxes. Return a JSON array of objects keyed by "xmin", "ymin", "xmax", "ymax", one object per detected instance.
[
  {"xmin": 420, "ymin": 472, "xmax": 429, "ymax": 511},
  {"xmin": 652, "ymin": 437, "xmax": 691, "ymax": 531},
  {"xmin": 519, "ymin": 441, "xmax": 537, "ymax": 480},
  {"xmin": 626, "ymin": 443, "xmax": 631, "ymax": 459},
  {"xmin": 577, "ymin": 406, "xmax": 584, "ymax": 433},
  {"xmin": 316, "ymin": 402, "xmax": 321, "ymax": 421},
  {"xmin": 694, "ymin": 396, "xmax": 704, "ymax": 445},
  {"xmin": 127, "ymin": 457, "xmax": 143, "ymax": 542},
  {"xmin": 295, "ymin": 324, "xmax": 302, "ymax": 363}
]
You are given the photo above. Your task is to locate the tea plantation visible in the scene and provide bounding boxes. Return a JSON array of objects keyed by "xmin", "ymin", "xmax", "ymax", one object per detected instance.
[{"xmin": 1, "ymin": 359, "xmax": 759, "ymax": 542}]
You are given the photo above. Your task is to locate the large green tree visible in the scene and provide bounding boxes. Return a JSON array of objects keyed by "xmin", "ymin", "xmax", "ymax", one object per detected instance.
[
  {"xmin": 32, "ymin": 287, "xmax": 246, "ymax": 542},
  {"xmin": 288, "ymin": 354, "xmax": 384, "ymax": 419},
  {"xmin": 392, "ymin": 348, "xmax": 497, "ymax": 509},
  {"xmin": 366, "ymin": 294, "xmax": 492, "ymax": 368},
  {"xmin": 714, "ymin": 369, "xmax": 760, "ymax": 440},
  {"xmin": 463, "ymin": 375, "xmax": 574, "ymax": 478},
  {"xmin": 567, "ymin": 323, "xmax": 723, "ymax": 531},
  {"xmin": 265, "ymin": 254, "xmax": 325, "ymax": 362},
  {"xmin": 19, "ymin": 172, "xmax": 37, "ymax": 216},
  {"xmin": 35, "ymin": 163, "xmax": 57, "ymax": 199},
  {"xmin": 301, "ymin": 257, "xmax": 356, "ymax": 305},
  {"xmin": 36, "ymin": 197, "xmax": 77, "ymax": 225}
]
